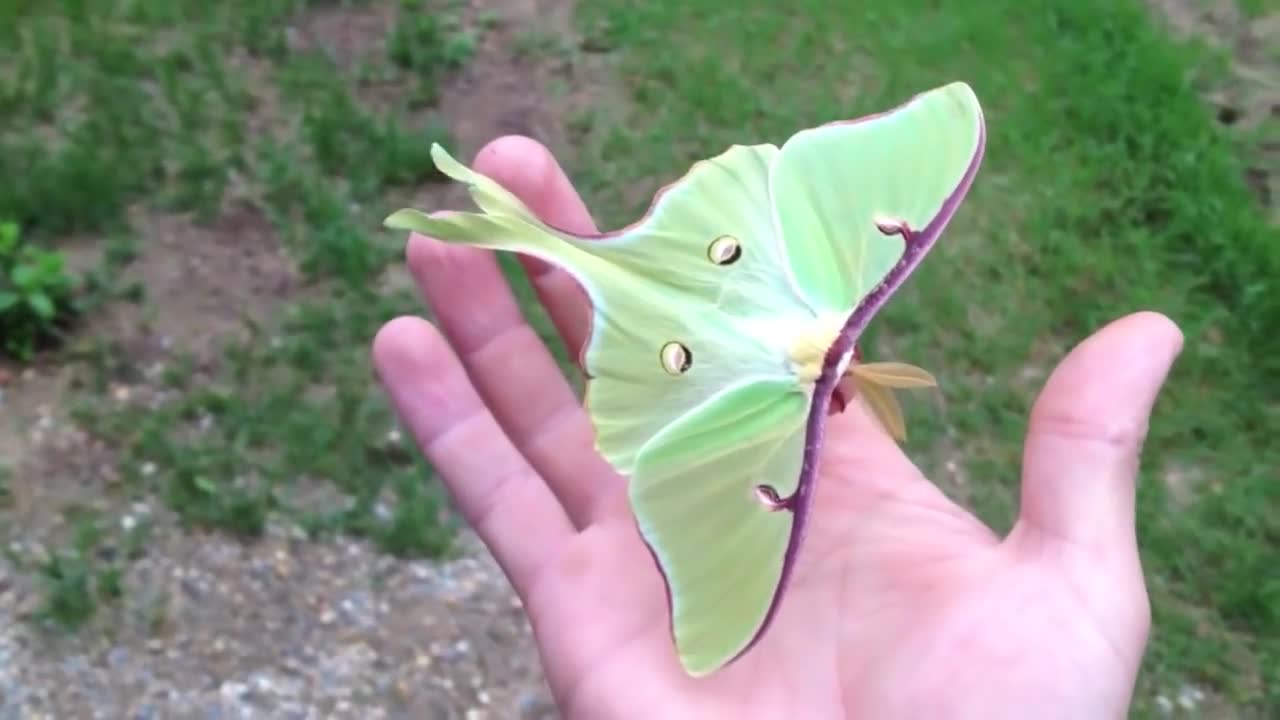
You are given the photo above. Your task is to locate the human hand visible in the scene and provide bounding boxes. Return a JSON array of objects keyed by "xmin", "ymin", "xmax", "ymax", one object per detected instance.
[{"xmin": 372, "ymin": 135, "xmax": 1184, "ymax": 719}]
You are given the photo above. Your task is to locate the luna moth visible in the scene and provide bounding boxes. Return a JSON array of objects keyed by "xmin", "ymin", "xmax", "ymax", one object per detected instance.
[{"xmin": 385, "ymin": 81, "xmax": 986, "ymax": 677}]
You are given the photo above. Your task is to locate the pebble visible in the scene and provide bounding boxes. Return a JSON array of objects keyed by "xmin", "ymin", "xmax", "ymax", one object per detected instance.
[{"xmin": 1175, "ymin": 684, "xmax": 1205, "ymax": 710}]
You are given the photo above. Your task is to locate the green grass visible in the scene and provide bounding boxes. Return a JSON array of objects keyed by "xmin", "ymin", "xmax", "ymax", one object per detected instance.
[
  {"xmin": 0, "ymin": 0, "xmax": 481, "ymax": 627},
  {"xmin": 571, "ymin": 0, "xmax": 1278, "ymax": 715},
  {"xmin": 1, "ymin": 0, "xmax": 1275, "ymax": 712}
]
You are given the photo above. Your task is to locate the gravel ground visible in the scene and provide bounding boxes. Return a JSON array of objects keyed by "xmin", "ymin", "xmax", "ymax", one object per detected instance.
[{"xmin": 0, "ymin": 522, "xmax": 558, "ymax": 719}]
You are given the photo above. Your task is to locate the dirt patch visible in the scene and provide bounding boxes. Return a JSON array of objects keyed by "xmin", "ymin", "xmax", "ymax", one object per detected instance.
[
  {"xmin": 115, "ymin": 204, "xmax": 301, "ymax": 363},
  {"xmin": 434, "ymin": 0, "xmax": 582, "ymax": 156},
  {"xmin": 289, "ymin": 1, "xmax": 399, "ymax": 70},
  {"xmin": 287, "ymin": 0, "xmax": 578, "ymax": 152},
  {"xmin": 1146, "ymin": 0, "xmax": 1279, "ymax": 221}
]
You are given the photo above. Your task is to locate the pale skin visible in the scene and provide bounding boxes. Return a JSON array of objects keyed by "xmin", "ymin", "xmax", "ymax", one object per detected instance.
[{"xmin": 371, "ymin": 135, "xmax": 1185, "ymax": 719}]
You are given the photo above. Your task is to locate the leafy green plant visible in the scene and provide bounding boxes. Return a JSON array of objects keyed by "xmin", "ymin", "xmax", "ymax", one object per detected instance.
[
  {"xmin": 29, "ymin": 509, "xmax": 147, "ymax": 631},
  {"xmin": 0, "ymin": 221, "xmax": 78, "ymax": 360}
]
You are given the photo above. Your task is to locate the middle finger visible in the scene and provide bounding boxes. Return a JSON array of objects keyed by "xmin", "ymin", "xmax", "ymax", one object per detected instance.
[{"xmin": 409, "ymin": 233, "xmax": 621, "ymax": 530}]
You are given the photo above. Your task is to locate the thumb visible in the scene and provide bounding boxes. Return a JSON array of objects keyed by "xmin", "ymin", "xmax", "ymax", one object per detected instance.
[{"xmin": 1011, "ymin": 311, "xmax": 1183, "ymax": 552}]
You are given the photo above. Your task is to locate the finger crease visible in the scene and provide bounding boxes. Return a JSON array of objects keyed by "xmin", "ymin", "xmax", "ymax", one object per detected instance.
[
  {"xmin": 460, "ymin": 315, "xmax": 532, "ymax": 363},
  {"xmin": 421, "ymin": 403, "xmax": 491, "ymax": 457},
  {"xmin": 468, "ymin": 464, "xmax": 541, "ymax": 540},
  {"xmin": 523, "ymin": 402, "xmax": 590, "ymax": 458}
]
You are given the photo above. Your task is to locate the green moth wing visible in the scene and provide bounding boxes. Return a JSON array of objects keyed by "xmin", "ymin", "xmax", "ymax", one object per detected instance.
[
  {"xmin": 387, "ymin": 141, "xmax": 819, "ymax": 474},
  {"xmin": 629, "ymin": 378, "xmax": 809, "ymax": 676},
  {"xmin": 771, "ymin": 82, "xmax": 985, "ymax": 314},
  {"xmin": 384, "ymin": 81, "xmax": 986, "ymax": 677}
]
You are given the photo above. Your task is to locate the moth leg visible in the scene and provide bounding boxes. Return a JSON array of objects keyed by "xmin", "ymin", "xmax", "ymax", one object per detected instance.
[
  {"xmin": 753, "ymin": 484, "xmax": 792, "ymax": 511},
  {"xmin": 829, "ymin": 343, "xmax": 865, "ymax": 415},
  {"xmin": 830, "ymin": 387, "xmax": 847, "ymax": 415},
  {"xmin": 873, "ymin": 216, "xmax": 917, "ymax": 244},
  {"xmin": 829, "ymin": 375, "xmax": 859, "ymax": 415}
]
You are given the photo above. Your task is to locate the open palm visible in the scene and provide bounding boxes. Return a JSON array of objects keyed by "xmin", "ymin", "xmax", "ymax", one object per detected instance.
[{"xmin": 372, "ymin": 136, "xmax": 1183, "ymax": 719}]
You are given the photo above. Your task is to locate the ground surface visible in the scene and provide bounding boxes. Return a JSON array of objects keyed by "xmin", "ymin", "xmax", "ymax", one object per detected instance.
[
  {"xmin": 0, "ymin": 0, "xmax": 570, "ymax": 716},
  {"xmin": 1, "ymin": 0, "xmax": 1277, "ymax": 718}
]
